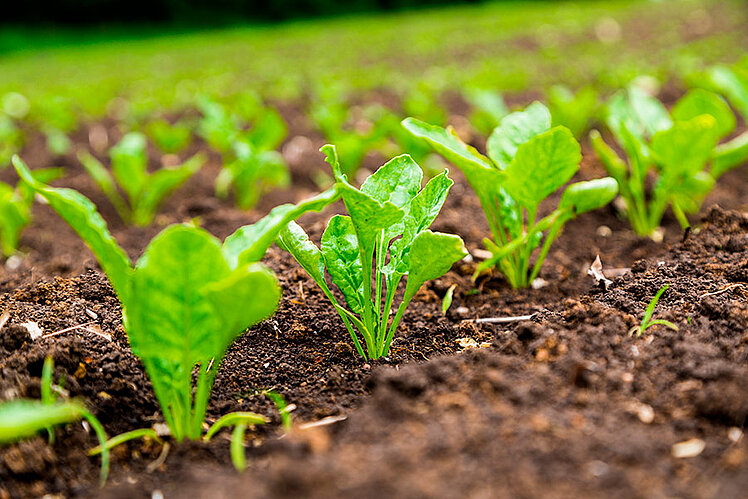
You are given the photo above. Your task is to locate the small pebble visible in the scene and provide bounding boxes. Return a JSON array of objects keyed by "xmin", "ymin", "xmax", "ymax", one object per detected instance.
[{"xmin": 672, "ymin": 438, "xmax": 705, "ymax": 458}]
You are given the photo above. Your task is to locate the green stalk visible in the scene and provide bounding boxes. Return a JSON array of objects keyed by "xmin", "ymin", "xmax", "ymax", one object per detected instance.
[
  {"xmin": 377, "ymin": 273, "xmax": 402, "ymax": 357},
  {"xmin": 230, "ymin": 423, "xmax": 247, "ymax": 471},
  {"xmin": 381, "ymin": 297, "xmax": 411, "ymax": 357},
  {"xmin": 88, "ymin": 428, "xmax": 162, "ymax": 456},
  {"xmin": 528, "ymin": 215, "xmax": 567, "ymax": 283}
]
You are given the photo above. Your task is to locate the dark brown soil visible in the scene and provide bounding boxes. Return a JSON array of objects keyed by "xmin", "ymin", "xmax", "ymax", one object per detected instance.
[{"xmin": 0, "ymin": 94, "xmax": 747, "ymax": 497}]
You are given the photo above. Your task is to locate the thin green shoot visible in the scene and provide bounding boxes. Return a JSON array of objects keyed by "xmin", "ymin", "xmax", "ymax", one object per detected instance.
[{"xmin": 629, "ymin": 284, "xmax": 679, "ymax": 337}]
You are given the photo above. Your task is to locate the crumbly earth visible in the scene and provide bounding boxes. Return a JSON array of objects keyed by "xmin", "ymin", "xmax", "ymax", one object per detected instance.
[{"xmin": 0, "ymin": 96, "xmax": 747, "ymax": 497}]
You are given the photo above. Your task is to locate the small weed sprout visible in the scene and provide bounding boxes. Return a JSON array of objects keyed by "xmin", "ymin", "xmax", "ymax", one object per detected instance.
[
  {"xmin": 0, "ymin": 357, "xmax": 110, "ymax": 485},
  {"xmin": 629, "ymin": 284, "xmax": 679, "ymax": 337}
]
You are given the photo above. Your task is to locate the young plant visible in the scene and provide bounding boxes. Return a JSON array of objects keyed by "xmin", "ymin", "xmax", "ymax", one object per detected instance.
[
  {"xmin": 0, "ymin": 357, "xmax": 110, "ymax": 485},
  {"xmin": 214, "ymin": 108, "xmax": 290, "ymax": 211},
  {"xmin": 464, "ymin": 88, "xmax": 509, "ymax": 135},
  {"xmin": 547, "ymin": 85, "xmax": 598, "ymax": 138},
  {"xmin": 590, "ymin": 86, "xmax": 748, "ymax": 237},
  {"xmin": 0, "ymin": 115, "xmax": 24, "ymax": 168},
  {"xmin": 278, "ymin": 145, "xmax": 467, "ymax": 360},
  {"xmin": 78, "ymin": 132, "xmax": 205, "ymax": 226},
  {"xmin": 13, "ymin": 155, "xmax": 339, "ymax": 445},
  {"xmin": 0, "ymin": 167, "xmax": 64, "ymax": 256},
  {"xmin": 145, "ymin": 118, "xmax": 193, "ymax": 154},
  {"xmin": 403, "ymin": 102, "xmax": 618, "ymax": 288},
  {"xmin": 702, "ymin": 58, "xmax": 748, "ymax": 121},
  {"xmin": 629, "ymin": 284, "xmax": 678, "ymax": 337}
]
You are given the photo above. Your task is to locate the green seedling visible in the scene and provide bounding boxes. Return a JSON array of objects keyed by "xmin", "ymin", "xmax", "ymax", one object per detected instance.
[
  {"xmin": 0, "ymin": 115, "xmax": 24, "ymax": 168},
  {"xmin": 145, "ymin": 118, "xmax": 193, "ymax": 154},
  {"xmin": 278, "ymin": 145, "xmax": 467, "ymax": 360},
  {"xmin": 629, "ymin": 284, "xmax": 678, "ymax": 337},
  {"xmin": 78, "ymin": 132, "xmax": 205, "ymax": 226},
  {"xmin": 590, "ymin": 86, "xmax": 748, "ymax": 237},
  {"xmin": 13, "ymin": 156, "xmax": 339, "ymax": 449},
  {"xmin": 701, "ymin": 57, "xmax": 748, "ymax": 121},
  {"xmin": 214, "ymin": 108, "xmax": 290, "ymax": 211},
  {"xmin": 0, "ymin": 167, "xmax": 64, "ymax": 257},
  {"xmin": 265, "ymin": 390, "xmax": 293, "ymax": 432},
  {"xmin": 403, "ymin": 102, "xmax": 618, "ymax": 288},
  {"xmin": 203, "ymin": 412, "xmax": 268, "ymax": 471},
  {"xmin": 0, "ymin": 357, "xmax": 110, "ymax": 485},
  {"xmin": 548, "ymin": 85, "xmax": 598, "ymax": 138},
  {"xmin": 442, "ymin": 284, "xmax": 457, "ymax": 315},
  {"xmin": 464, "ymin": 88, "xmax": 509, "ymax": 135}
]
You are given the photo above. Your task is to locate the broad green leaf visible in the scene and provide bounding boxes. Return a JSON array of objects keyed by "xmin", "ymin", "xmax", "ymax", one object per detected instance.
[
  {"xmin": 706, "ymin": 65, "xmax": 748, "ymax": 120},
  {"xmin": 223, "ymin": 186, "xmax": 339, "ymax": 268},
  {"xmin": 486, "ymin": 101, "xmax": 551, "ymax": 168},
  {"xmin": 627, "ymin": 86, "xmax": 672, "ymax": 137},
  {"xmin": 401, "ymin": 118, "xmax": 495, "ymax": 175},
  {"xmin": 246, "ymin": 108, "xmax": 287, "ymax": 151},
  {"xmin": 277, "ymin": 221, "xmax": 327, "ymax": 289},
  {"xmin": 403, "ymin": 230, "xmax": 467, "ymax": 302},
  {"xmin": 111, "ymin": 132, "xmax": 148, "ymax": 204},
  {"xmin": 712, "ymin": 131, "xmax": 748, "ymax": 178},
  {"xmin": 128, "ymin": 225, "xmax": 230, "ymax": 364},
  {"xmin": 321, "ymin": 215, "xmax": 364, "ymax": 313},
  {"xmin": 671, "ymin": 89, "xmax": 736, "ymax": 139},
  {"xmin": 203, "ymin": 262, "xmax": 280, "ymax": 340},
  {"xmin": 650, "ymin": 115, "xmax": 718, "ymax": 174},
  {"xmin": 502, "ymin": 127, "xmax": 581, "ymax": 208},
  {"xmin": 0, "ymin": 399, "xmax": 86, "ymax": 444},
  {"xmin": 560, "ymin": 177, "xmax": 618, "ymax": 215},
  {"xmin": 132, "ymin": 153, "xmax": 204, "ymax": 226},
  {"xmin": 338, "ymin": 183, "xmax": 404, "ymax": 255},
  {"xmin": 13, "ymin": 156, "xmax": 132, "ymax": 299},
  {"xmin": 360, "ymin": 154, "xmax": 422, "ymax": 209}
]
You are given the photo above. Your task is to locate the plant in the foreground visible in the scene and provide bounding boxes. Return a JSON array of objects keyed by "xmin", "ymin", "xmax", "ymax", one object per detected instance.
[
  {"xmin": 78, "ymin": 132, "xmax": 205, "ymax": 226},
  {"xmin": 0, "ymin": 357, "xmax": 110, "ymax": 485},
  {"xmin": 547, "ymin": 85, "xmax": 598, "ymax": 138},
  {"xmin": 403, "ymin": 102, "xmax": 619, "ymax": 288},
  {"xmin": 145, "ymin": 118, "xmax": 193, "ymax": 154},
  {"xmin": 214, "ymin": 109, "xmax": 290, "ymax": 210},
  {"xmin": 278, "ymin": 145, "xmax": 467, "ymax": 360},
  {"xmin": 13, "ymin": 155, "xmax": 339, "ymax": 445},
  {"xmin": 0, "ymin": 167, "xmax": 64, "ymax": 256},
  {"xmin": 590, "ymin": 86, "xmax": 748, "ymax": 237},
  {"xmin": 629, "ymin": 284, "xmax": 678, "ymax": 337}
]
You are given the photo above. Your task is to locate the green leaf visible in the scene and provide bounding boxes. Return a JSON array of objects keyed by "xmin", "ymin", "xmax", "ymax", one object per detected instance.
[
  {"xmin": 246, "ymin": 108, "xmax": 287, "ymax": 151},
  {"xmin": 627, "ymin": 86, "xmax": 672, "ymax": 137},
  {"xmin": 203, "ymin": 262, "xmax": 280, "ymax": 339},
  {"xmin": 110, "ymin": 132, "xmax": 148, "ymax": 204},
  {"xmin": 650, "ymin": 115, "xmax": 719, "ymax": 174},
  {"xmin": 589, "ymin": 130, "xmax": 628, "ymax": 184},
  {"xmin": 338, "ymin": 183, "xmax": 404, "ymax": 255},
  {"xmin": 560, "ymin": 177, "xmax": 618, "ymax": 215},
  {"xmin": 486, "ymin": 101, "xmax": 551, "ymax": 168},
  {"xmin": 277, "ymin": 221, "xmax": 327, "ymax": 289},
  {"xmin": 0, "ymin": 182, "xmax": 30, "ymax": 256},
  {"xmin": 132, "ymin": 153, "xmax": 204, "ymax": 226},
  {"xmin": 360, "ymin": 154, "xmax": 422, "ymax": 209},
  {"xmin": 0, "ymin": 399, "xmax": 86, "ymax": 444},
  {"xmin": 671, "ymin": 89, "xmax": 736, "ymax": 139},
  {"xmin": 712, "ymin": 131, "xmax": 748, "ymax": 178},
  {"xmin": 321, "ymin": 215, "xmax": 364, "ymax": 313},
  {"xmin": 706, "ymin": 65, "xmax": 748, "ymax": 120},
  {"xmin": 13, "ymin": 156, "xmax": 132, "ymax": 299},
  {"xmin": 128, "ymin": 225, "xmax": 230, "ymax": 364},
  {"xmin": 403, "ymin": 230, "xmax": 467, "ymax": 302},
  {"xmin": 502, "ymin": 126, "xmax": 581, "ymax": 208},
  {"xmin": 223, "ymin": 186, "xmax": 339, "ymax": 268},
  {"xmin": 78, "ymin": 151, "xmax": 130, "ymax": 221}
]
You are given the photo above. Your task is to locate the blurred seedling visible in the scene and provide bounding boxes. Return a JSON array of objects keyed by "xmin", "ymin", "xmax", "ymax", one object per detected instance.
[
  {"xmin": 629, "ymin": 284, "xmax": 678, "ymax": 337},
  {"xmin": 0, "ymin": 357, "xmax": 110, "ymax": 485}
]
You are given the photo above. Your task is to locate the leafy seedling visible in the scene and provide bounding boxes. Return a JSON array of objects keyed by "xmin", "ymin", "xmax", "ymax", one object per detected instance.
[
  {"xmin": 265, "ymin": 390, "xmax": 293, "ymax": 432},
  {"xmin": 629, "ymin": 284, "xmax": 678, "ymax": 337},
  {"xmin": 442, "ymin": 284, "xmax": 457, "ymax": 315},
  {"xmin": 78, "ymin": 132, "xmax": 205, "ymax": 226},
  {"xmin": 590, "ymin": 85, "xmax": 748, "ymax": 237},
  {"xmin": 145, "ymin": 118, "xmax": 193, "ymax": 154},
  {"xmin": 0, "ymin": 167, "xmax": 64, "ymax": 257},
  {"xmin": 0, "ymin": 357, "xmax": 110, "ymax": 485},
  {"xmin": 13, "ymin": 156, "xmax": 339, "ymax": 453},
  {"xmin": 214, "ymin": 108, "xmax": 290, "ymax": 210},
  {"xmin": 548, "ymin": 85, "xmax": 598, "ymax": 138},
  {"xmin": 464, "ymin": 88, "xmax": 509, "ymax": 136},
  {"xmin": 0, "ymin": 115, "xmax": 24, "ymax": 168},
  {"xmin": 403, "ymin": 102, "xmax": 618, "ymax": 288},
  {"xmin": 701, "ymin": 57, "xmax": 748, "ymax": 122},
  {"xmin": 278, "ymin": 145, "xmax": 467, "ymax": 360}
]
